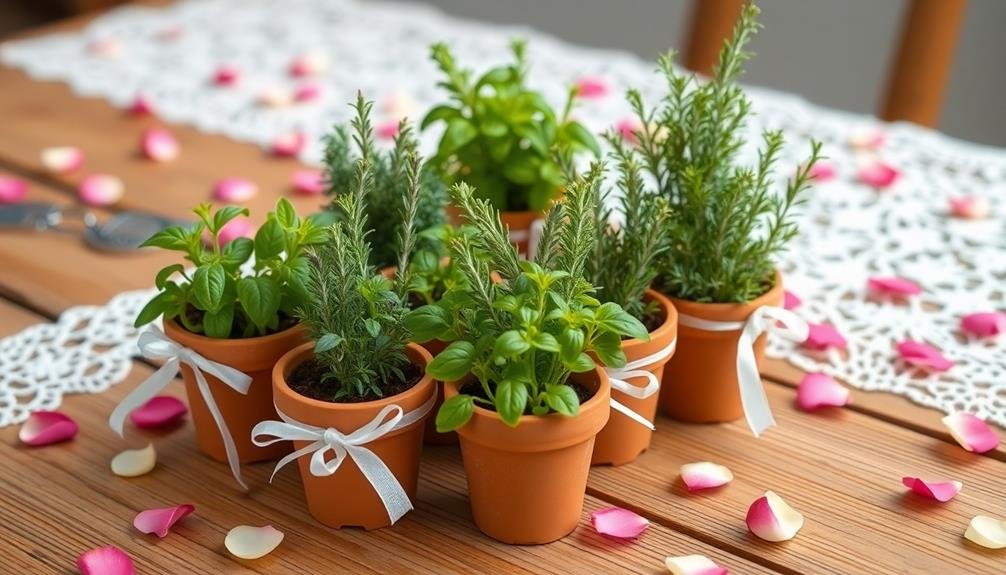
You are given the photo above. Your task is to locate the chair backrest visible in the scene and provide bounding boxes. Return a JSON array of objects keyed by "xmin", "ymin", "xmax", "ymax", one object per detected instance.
[{"xmin": 683, "ymin": 0, "xmax": 968, "ymax": 128}]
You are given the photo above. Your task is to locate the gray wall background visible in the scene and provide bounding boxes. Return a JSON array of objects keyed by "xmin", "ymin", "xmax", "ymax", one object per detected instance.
[{"xmin": 415, "ymin": 0, "xmax": 1006, "ymax": 147}]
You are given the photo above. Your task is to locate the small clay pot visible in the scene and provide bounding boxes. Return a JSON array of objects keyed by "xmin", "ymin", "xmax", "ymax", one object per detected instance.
[
  {"xmin": 447, "ymin": 368, "xmax": 610, "ymax": 544},
  {"xmin": 591, "ymin": 289, "xmax": 678, "ymax": 466},
  {"xmin": 272, "ymin": 342, "xmax": 434, "ymax": 530},
  {"xmin": 418, "ymin": 338, "xmax": 457, "ymax": 445},
  {"xmin": 164, "ymin": 319, "xmax": 305, "ymax": 464},
  {"xmin": 500, "ymin": 210, "xmax": 543, "ymax": 255},
  {"xmin": 658, "ymin": 270, "xmax": 783, "ymax": 423}
]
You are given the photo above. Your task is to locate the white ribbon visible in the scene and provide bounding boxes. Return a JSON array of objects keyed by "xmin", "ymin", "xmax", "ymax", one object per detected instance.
[
  {"xmin": 604, "ymin": 337, "xmax": 677, "ymax": 431},
  {"xmin": 677, "ymin": 306, "xmax": 809, "ymax": 437},
  {"xmin": 251, "ymin": 391, "xmax": 436, "ymax": 525},
  {"xmin": 109, "ymin": 325, "xmax": 252, "ymax": 489}
]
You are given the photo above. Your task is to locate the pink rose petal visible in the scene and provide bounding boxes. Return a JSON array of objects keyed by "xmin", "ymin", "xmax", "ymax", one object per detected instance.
[
  {"xmin": 807, "ymin": 161, "xmax": 837, "ymax": 182},
  {"xmin": 961, "ymin": 312, "xmax": 1006, "ymax": 338},
  {"xmin": 901, "ymin": 476, "xmax": 962, "ymax": 502},
  {"xmin": 213, "ymin": 177, "xmax": 257, "ymax": 203},
  {"xmin": 87, "ymin": 38, "xmax": 121, "ymax": 58},
  {"xmin": 0, "ymin": 176, "xmax": 29, "ymax": 204},
  {"xmin": 616, "ymin": 117, "xmax": 642, "ymax": 145},
  {"xmin": 796, "ymin": 373, "xmax": 850, "ymax": 411},
  {"xmin": 376, "ymin": 120, "xmax": 400, "ymax": 141},
  {"xmin": 665, "ymin": 555, "xmax": 729, "ymax": 575},
  {"xmin": 134, "ymin": 504, "xmax": 195, "ymax": 538},
  {"xmin": 746, "ymin": 491, "xmax": 804, "ymax": 542},
  {"xmin": 848, "ymin": 127, "xmax": 886, "ymax": 150},
  {"xmin": 680, "ymin": 462, "xmax": 733, "ymax": 491},
  {"xmin": 803, "ymin": 323, "xmax": 847, "ymax": 351},
  {"xmin": 575, "ymin": 75, "xmax": 609, "ymax": 99},
  {"xmin": 213, "ymin": 65, "xmax": 240, "ymax": 87},
  {"xmin": 76, "ymin": 546, "xmax": 134, "ymax": 575},
  {"xmin": 291, "ymin": 169, "xmax": 326, "ymax": 195},
  {"xmin": 289, "ymin": 51, "xmax": 328, "ymax": 77},
  {"xmin": 141, "ymin": 128, "xmax": 179, "ymax": 162},
  {"xmin": 949, "ymin": 196, "xmax": 990, "ymax": 220},
  {"xmin": 294, "ymin": 82, "xmax": 322, "ymax": 103},
  {"xmin": 217, "ymin": 217, "xmax": 255, "ymax": 245},
  {"xmin": 259, "ymin": 86, "xmax": 293, "ymax": 108},
  {"xmin": 128, "ymin": 95, "xmax": 155, "ymax": 116},
  {"xmin": 867, "ymin": 276, "xmax": 921, "ymax": 297},
  {"xmin": 381, "ymin": 91, "xmax": 417, "ymax": 120},
  {"xmin": 857, "ymin": 161, "xmax": 900, "ymax": 189},
  {"xmin": 19, "ymin": 411, "xmax": 78, "ymax": 446},
  {"xmin": 41, "ymin": 146, "xmax": 85, "ymax": 174},
  {"xmin": 270, "ymin": 132, "xmax": 306, "ymax": 157},
  {"xmin": 783, "ymin": 290, "xmax": 802, "ymax": 310},
  {"xmin": 78, "ymin": 174, "xmax": 124, "ymax": 207},
  {"xmin": 896, "ymin": 340, "xmax": 953, "ymax": 372},
  {"xmin": 589, "ymin": 507, "xmax": 649, "ymax": 539},
  {"xmin": 129, "ymin": 396, "xmax": 188, "ymax": 429},
  {"xmin": 942, "ymin": 412, "xmax": 1000, "ymax": 453}
]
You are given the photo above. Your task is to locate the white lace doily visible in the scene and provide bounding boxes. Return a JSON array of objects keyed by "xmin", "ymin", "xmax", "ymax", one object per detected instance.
[{"xmin": 2, "ymin": 0, "xmax": 1005, "ymax": 427}]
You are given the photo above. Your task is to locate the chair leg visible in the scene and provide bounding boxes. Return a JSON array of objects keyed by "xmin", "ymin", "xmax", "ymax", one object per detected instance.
[{"xmin": 683, "ymin": 0, "xmax": 747, "ymax": 76}]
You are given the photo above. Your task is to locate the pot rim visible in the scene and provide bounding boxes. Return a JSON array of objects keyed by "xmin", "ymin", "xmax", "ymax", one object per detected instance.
[
  {"xmin": 164, "ymin": 316, "xmax": 305, "ymax": 348},
  {"xmin": 620, "ymin": 288, "xmax": 678, "ymax": 352},
  {"xmin": 664, "ymin": 269, "xmax": 784, "ymax": 319}
]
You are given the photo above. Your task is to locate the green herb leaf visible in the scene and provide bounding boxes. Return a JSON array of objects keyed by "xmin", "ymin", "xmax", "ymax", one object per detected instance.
[
  {"xmin": 203, "ymin": 303, "xmax": 234, "ymax": 339},
  {"xmin": 563, "ymin": 352, "xmax": 596, "ymax": 373},
  {"xmin": 595, "ymin": 302, "xmax": 650, "ymax": 341},
  {"xmin": 192, "ymin": 263, "xmax": 226, "ymax": 312},
  {"xmin": 496, "ymin": 380, "xmax": 528, "ymax": 427},
  {"xmin": 236, "ymin": 276, "xmax": 281, "ymax": 330},
  {"xmin": 315, "ymin": 333, "xmax": 344, "ymax": 354},
  {"xmin": 493, "ymin": 330, "xmax": 530, "ymax": 358},
  {"xmin": 557, "ymin": 328, "xmax": 585, "ymax": 362},
  {"xmin": 427, "ymin": 341, "xmax": 476, "ymax": 381},
  {"xmin": 254, "ymin": 219, "xmax": 286, "ymax": 260},
  {"xmin": 591, "ymin": 330, "xmax": 626, "ymax": 368},
  {"xmin": 134, "ymin": 291, "xmax": 175, "ymax": 327},
  {"xmin": 544, "ymin": 384, "xmax": 579, "ymax": 416},
  {"xmin": 435, "ymin": 394, "xmax": 474, "ymax": 432},
  {"xmin": 563, "ymin": 121, "xmax": 601, "ymax": 157},
  {"xmin": 363, "ymin": 318, "xmax": 381, "ymax": 337},
  {"xmin": 212, "ymin": 206, "xmax": 250, "ymax": 234},
  {"xmin": 530, "ymin": 332, "xmax": 560, "ymax": 352},
  {"xmin": 420, "ymin": 104, "xmax": 461, "ymax": 130},
  {"xmin": 140, "ymin": 226, "xmax": 190, "ymax": 251},
  {"xmin": 438, "ymin": 119, "xmax": 479, "ymax": 157},
  {"xmin": 221, "ymin": 237, "xmax": 254, "ymax": 267},
  {"xmin": 154, "ymin": 264, "xmax": 185, "ymax": 290},
  {"xmin": 274, "ymin": 197, "xmax": 298, "ymax": 228},
  {"xmin": 403, "ymin": 305, "xmax": 451, "ymax": 343}
]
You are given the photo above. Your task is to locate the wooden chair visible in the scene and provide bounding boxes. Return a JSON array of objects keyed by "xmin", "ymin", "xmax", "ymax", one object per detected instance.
[{"xmin": 683, "ymin": 0, "xmax": 968, "ymax": 128}]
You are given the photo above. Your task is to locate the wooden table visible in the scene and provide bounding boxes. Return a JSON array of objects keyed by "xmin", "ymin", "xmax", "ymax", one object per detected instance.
[{"xmin": 1, "ymin": 9, "xmax": 1004, "ymax": 575}]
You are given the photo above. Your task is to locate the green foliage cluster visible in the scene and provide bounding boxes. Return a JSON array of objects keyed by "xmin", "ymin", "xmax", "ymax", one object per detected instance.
[
  {"xmin": 619, "ymin": 3, "xmax": 821, "ymax": 303},
  {"xmin": 404, "ymin": 224, "xmax": 475, "ymax": 308},
  {"xmin": 135, "ymin": 199, "xmax": 326, "ymax": 338},
  {"xmin": 423, "ymin": 39, "xmax": 600, "ymax": 212},
  {"xmin": 405, "ymin": 180, "xmax": 648, "ymax": 430},
  {"xmin": 323, "ymin": 94, "xmax": 447, "ymax": 268}
]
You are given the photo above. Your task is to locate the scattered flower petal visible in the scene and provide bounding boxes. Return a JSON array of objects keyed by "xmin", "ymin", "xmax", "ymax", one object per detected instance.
[
  {"xmin": 965, "ymin": 516, "xmax": 1006, "ymax": 549},
  {"xmin": 140, "ymin": 128, "xmax": 179, "ymax": 162},
  {"xmin": 129, "ymin": 396, "xmax": 187, "ymax": 429},
  {"xmin": 259, "ymin": 86, "xmax": 293, "ymax": 108},
  {"xmin": 381, "ymin": 91, "xmax": 417, "ymax": 120},
  {"xmin": 376, "ymin": 120, "xmax": 400, "ymax": 140},
  {"xmin": 129, "ymin": 95, "xmax": 154, "ymax": 116},
  {"xmin": 19, "ymin": 411, "xmax": 78, "ymax": 446},
  {"xmin": 111, "ymin": 443, "xmax": 156, "ymax": 477},
  {"xmin": 783, "ymin": 290, "xmax": 802, "ymax": 310},
  {"xmin": 291, "ymin": 169, "xmax": 326, "ymax": 195},
  {"xmin": 857, "ymin": 161, "xmax": 900, "ymax": 189},
  {"xmin": 867, "ymin": 276, "xmax": 921, "ymax": 297},
  {"xmin": 86, "ymin": 38, "xmax": 121, "ymax": 58},
  {"xmin": 213, "ymin": 65, "xmax": 240, "ymax": 87},
  {"xmin": 796, "ymin": 373, "xmax": 851, "ymax": 411},
  {"xmin": 616, "ymin": 117, "xmax": 642, "ymax": 145},
  {"xmin": 225, "ymin": 525, "xmax": 284, "ymax": 559},
  {"xmin": 270, "ymin": 132, "xmax": 306, "ymax": 157},
  {"xmin": 664, "ymin": 555, "xmax": 729, "ymax": 575},
  {"xmin": 807, "ymin": 162, "xmax": 837, "ymax": 182},
  {"xmin": 949, "ymin": 196, "xmax": 990, "ymax": 220},
  {"xmin": 961, "ymin": 312, "xmax": 1006, "ymax": 338},
  {"xmin": 78, "ymin": 174, "xmax": 124, "ymax": 207},
  {"xmin": 134, "ymin": 504, "xmax": 195, "ymax": 538},
  {"xmin": 41, "ymin": 146, "xmax": 85, "ymax": 174},
  {"xmin": 294, "ymin": 82, "xmax": 322, "ymax": 103},
  {"xmin": 575, "ymin": 75, "xmax": 609, "ymax": 99},
  {"xmin": 213, "ymin": 177, "xmax": 257, "ymax": 203},
  {"xmin": 590, "ymin": 507, "xmax": 649, "ymax": 539},
  {"xmin": 217, "ymin": 217, "xmax": 255, "ymax": 245},
  {"xmin": 76, "ymin": 546, "xmax": 134, "ymax": 575},
  {"xmin": 897, "ymin": 340, "xmax": 953, "ymax": 372},
  {"xmin": 901, "ymin": 476, "xmax": 962, "ymax": 502},
  {"xmin": 746, "ymin": 491, "xmax": 804, "ymax": 542},
  {"xmin": 848, "ymin": 127, "xmax": 886, "ymax": 150},
  {"xmin": 289, "ymin": 51, "xmax": 328, "ymax": 77},
  {"xmin": 803, "ymin": 323, "xmax": 848, "ymax": 351},
  {"xmin": 680, "ymin": 462, "xmax": 734, "ymax": 491},
  {"xmin": 942, "ymin": 412, "xmax": 1000, "ymax": 453},
  {"xmin": 0, "ymin": 176, "xmax": 28, "ymax": 204}
]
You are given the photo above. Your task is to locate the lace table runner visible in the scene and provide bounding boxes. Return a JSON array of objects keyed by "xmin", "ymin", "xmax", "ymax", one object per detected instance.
[{"xmin": 2, "ymin": 0, "xmax": 1004, "ymax": 427}]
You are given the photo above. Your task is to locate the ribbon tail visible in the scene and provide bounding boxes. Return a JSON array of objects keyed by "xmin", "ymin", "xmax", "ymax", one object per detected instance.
[
  {"xmin": 108, "ymin": 358, "xmax": 179, "ymax": 437},
  {"xmin": 194, "ymin": 370, "xmax": 247, "ymax": 490},
  {"xmin": 348, "ymin": 446, "xmax": 413, "ymax": 524},
  {"xmin": 610, "ymin": 397, "xmax": 655, "ymax": 431},
  {"xmin": 736, "ymin": 330, "xmax": 775, "ymax": 437}
]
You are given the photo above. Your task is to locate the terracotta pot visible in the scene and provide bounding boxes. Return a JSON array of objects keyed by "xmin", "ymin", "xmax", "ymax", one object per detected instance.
[
  {"xmin": 591, "ymin": 289, "xmax": 678, "ymax": 466},
  {"xmin": 658, "ymin": 271, "xmax": 783, "ymax": 423},
  {"xmin": 418, "ymin": 338, "xmax": 457, "ymax": 445},
  {"xmin": 272, "ymin": 342, "xmax": 434, "ymax": 529},
  {"xmin": 164, "ymin": 319, "xmax": 305, "ymax": 464},
  {"xmin": 500, "ymin": 210, "xmax": 543, "ymax": 255},
  {"xmin": 447, "ymin": 368, "xmax": 610, "ymax": 544}
]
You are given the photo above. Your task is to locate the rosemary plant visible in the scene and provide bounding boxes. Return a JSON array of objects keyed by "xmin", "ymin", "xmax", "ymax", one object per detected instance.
[{"xmin": 618, "ymin": 2, "xmax": 821, "ymax": 303}]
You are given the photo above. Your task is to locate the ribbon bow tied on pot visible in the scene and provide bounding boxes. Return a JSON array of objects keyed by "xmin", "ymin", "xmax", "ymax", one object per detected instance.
[{"xmin": 604, "ymin": 337, "xmax": 677, "ymax": 431}]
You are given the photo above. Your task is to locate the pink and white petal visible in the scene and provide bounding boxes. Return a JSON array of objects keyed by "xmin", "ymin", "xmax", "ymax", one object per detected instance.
[
  {"xmin": 896, "ymin": 340, "xmax": 954, "ymax": 372},
  {"xmin": 289, "ymin": 51, "xmax": 328, "ymax": 77},
  {"xmin": 217, "ymin": 217, "xmax": 255, "ymax": 245},
  {"xmin": 141, "ymin": 128, "xmax": 179, "ymax": 162},
  {"xmin": 78, "ymin": 174, "xmax": 125, "ymax": 207},
  {"xmin": 86, "ymin": 38, "xmax": 121, "ymax": 58},
  {"xmin": 213, "ymin": 65, "xmax": 240, "ymax": 87},
  {"xmin": 949, "ymin": 196, "xmax": 990, "ymax": 220},
  {"xmin": 616, "ymin": 118, "xmax": 642, "ymax": 144},
  {"xmin": 129, "ymin": 95, "xmax": 155, "ymax": 116},
  {"xmin": 680, "ymin": 462, "xmax": 733, "ymax": 491},
  {"xmin": 0, "ymin": 176, "xmax": 29, "ymax": 205},
  {"xmin": 867, "ymin": 276, "xmax": 921, "ymax": 297},
  {"xmin": 960, "ymin": 312, "xmax": 1006, "ymax": 338},
  {"xmin": 291, "ymin": 169, "xmax": 326, "ymax": 195},
  {"xmin": 942, "ymin": 412, "xmax": 1000, "ymax": 453},
  {"xmin": 213, "ymin": 178, "xmax": 258, "ymax": 203},
  {"xmin": 575, "ymin": 76, "xmax": 609, "ymax": 99},
  {"xmin": 19, "ymin": 411, "xmax": 78, "ymax": 446},
  {"xmin": 783, "ymin": 290, "xmax": 802, "ymax": 310},
  {"xmin": 225, "ymin": 525, "xmax": 284, "ymax": 559},
  {"xmin": 134, "ymin": 504, "xmax": 195, "ymax": 538},
  {"xmin": 848, "ymin": 127, "xmax": 886, "ymax": 150},
  {"xmin": 746, "ymin": 491, "xmax": 804, "ymax": 542},
  {"xmin": 294, "ymin": 83, "xmax": 322, "ymax": 103},
  {"xmin": 376, "ymin": 120, "xmax": 401, "ymax": 140},
  {"xmin": 111, "ymin": 443, "xmax": 156, "ymax": 477},
  {"xmin": 807, "ymin": 162, "xmax": 837, "ymax": 182},
  {"xmin": 664, "ymin": 555, "xmax": 729, "ymax": 575},
  {"xmin": 803, "ymin": 323, "xmax": 848, "ymax": 351},
  {"xmin": 381, "ymin": 91, "xmax": 417, "ymax": 120},
  {"xmin": 259, "ymin": 86, "xmax": 293, "ymax": 108},
  {"xmin": 796, "ymin": 373, "xmax": 851, "ymax": 411},
  {"xmin": 589, "ymin": 507, "xmax": 649, "ymax": 539},
  {"xmin": 76, "ymin": 546, "xmax": 134, "ymax": 575},
  {"xmin": 965, "ymin": 516, "xmax": 1006, "ymax": 549},
  {"xmin": 270, "ymin": 132, "xmax": 306, "ymax": 157},
  {"xmin": 41, "ymin": 146, "xmax": 85, "ymax": 174},
  {"xmin": 129, "ymin": 396, "xmax": 188, "ymax": 429},
  {"xmin": 857, "ymin": 161, "xmax": 900, "ymax": 189},
  {"xmin": 901, "ymin": 476, "xmax": 962, "ymax": 502}
]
